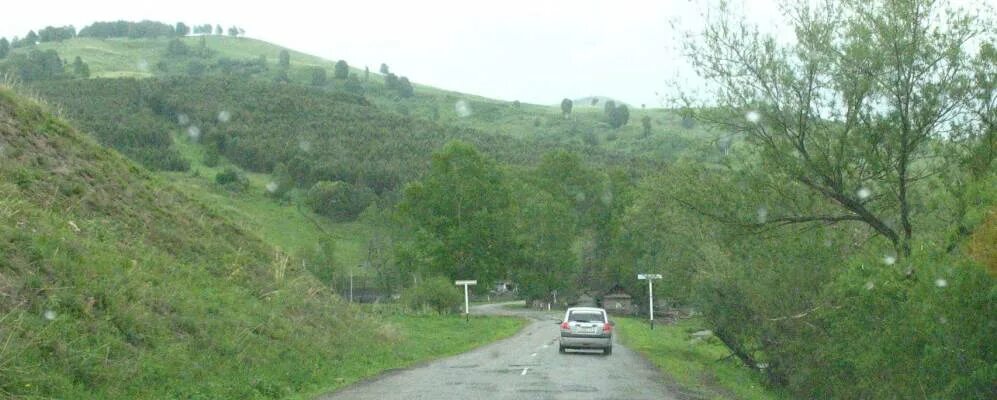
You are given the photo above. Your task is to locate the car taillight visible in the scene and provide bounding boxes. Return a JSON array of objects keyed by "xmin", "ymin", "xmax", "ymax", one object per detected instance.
[
  {"xmin": 603, "ymin": 323, "xmax": 612, "ymax": 333},
  {"xmin": 560, "ymin": 322, "xmax": 569, "ymax": 330}
]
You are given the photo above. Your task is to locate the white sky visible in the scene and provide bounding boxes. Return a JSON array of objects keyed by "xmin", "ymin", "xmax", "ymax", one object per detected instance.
[{"xmin": 1, "ymin": 0, "xmax": 992, "ymax": 106}]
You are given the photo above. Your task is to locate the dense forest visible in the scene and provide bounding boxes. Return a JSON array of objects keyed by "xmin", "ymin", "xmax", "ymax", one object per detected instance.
[{"xmin": 2, "ymin": 0, "xmax": 995, "ymax": 397}]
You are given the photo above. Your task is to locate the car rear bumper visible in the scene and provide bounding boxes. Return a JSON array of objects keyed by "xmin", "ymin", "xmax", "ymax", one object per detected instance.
[{"xmin": 559, "ymin": 333, "xmax": 612, "ymax": 349}]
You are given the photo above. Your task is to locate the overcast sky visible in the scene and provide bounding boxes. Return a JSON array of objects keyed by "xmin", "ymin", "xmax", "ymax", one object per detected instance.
[{"xmin": 1, "ymin": 0, "xmax": 992, "ymax": 106}]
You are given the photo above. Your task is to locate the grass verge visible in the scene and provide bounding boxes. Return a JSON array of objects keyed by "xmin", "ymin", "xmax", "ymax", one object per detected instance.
[{"xmin": 616, "ymin": 317, "xmax": 784, "ymax": 400}]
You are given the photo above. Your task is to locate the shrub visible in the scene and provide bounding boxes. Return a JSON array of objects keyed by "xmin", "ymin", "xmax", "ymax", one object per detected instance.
[
  {"xmin": 305, "ymin": 180, "xmax": 376, "ymax": 221},
  {"xmin": 402, "ymin": 277, "xmax": 461, "ymax": 314},
  {"xmin": 215, "ymin": 167, "xmax": 247, "ymax": 191}
]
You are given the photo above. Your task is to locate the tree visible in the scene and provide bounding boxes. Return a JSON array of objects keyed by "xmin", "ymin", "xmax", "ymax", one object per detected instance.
[
  {"xmin": 397, "ymin": 76, "xmax": 414, "ymax": 97},
  {"xmin": 214, "ymin": 25, "xmax": 223, "ymax": 35},
  {"xmin": 379, "ymin": 63, "xmax": 389, "ymax": 74},
  {"xmin": 310, "ymin": 67, "xmax": 327, "ymax": 86},
  {"xmin": 560, "ymin": 98, "xmax": 573, "ymax": 117},
  {"xmin": 641, "ymin": 115, "xmax": 652, "ymax": 137},
  {"xmin": 278, "ymin": 49, "xmax": 290, "ymax": 68},
  {"xmin": 72, "ymin": 56, "xmax": 90, "ymax": 78},
  {"xmin": 0, "ymin": 38, "xmax": 9, "ymax": 59},
  {"xmin": 24, "ymin": 30, "xmax": 38, "ymax": 46},
  {"xmin": 511, "ymin": 182, "xmax": 578, "ymax": 302},
  {"xmin": 175, "ymin": 22, "xmax": 190, "ymax": 36},
  {"xmin": 607, "ymin": 104, "xmax": 629, "ymax": 128},
  {"xmin": 306, "ymin": 180, "xmax": 376, "ymax": 221},
  {"xmin": 227, "ymin": 26, "xmax": 241, "ymax": 37},
  {"xmin": 334, "ymin": 60, "xmax": 349, "ymax": 79},
  {"xmin": 384, "ymin": 72, "xmax": 399, "ymax": 89},
  {"xmin": 364, "ymin": 66, "xmax": 370, "ymax": 81},
  {"xmin": 683, "ymin": 0, "xmax": 988, "ymax": 259},
  {"xmin": 398, "ymin": 141, "xmax": 516, "ymax": 286},
  {"xmin": 165, "ymin": 38, "xmax": 189, "ymax": 57}
]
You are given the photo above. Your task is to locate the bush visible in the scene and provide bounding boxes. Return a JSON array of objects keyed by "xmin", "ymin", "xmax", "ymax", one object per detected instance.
[
  {"xmin": 402, "ymin": 277, "xmax": 461, "ymax": 314},
  {"xmin": 305, "ymin": 180, "xmax": 376, "ymax": 221},
  {"xmin": 215, "ymin": 167, "xmax": 248, "ymax": 191}
]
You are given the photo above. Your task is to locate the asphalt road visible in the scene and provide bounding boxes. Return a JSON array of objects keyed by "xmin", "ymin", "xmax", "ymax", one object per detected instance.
[{"xmin": 317, "ymin": 301, "xmax": 678, "ymax": 400}]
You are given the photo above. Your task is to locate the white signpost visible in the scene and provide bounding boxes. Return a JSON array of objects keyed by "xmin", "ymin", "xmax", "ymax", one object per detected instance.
[
  {"xmin": 637, "ymin": 274, "xmax": 662, "ymax": 329},
  {"xmin": 455, "ymin": 280, "xmax": 477, "ymax": 321}
]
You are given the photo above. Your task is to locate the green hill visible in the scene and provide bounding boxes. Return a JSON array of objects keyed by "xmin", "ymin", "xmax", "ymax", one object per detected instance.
[
  {"xmin": 0, "ymin": 86, "xmax": 521, "ymax": 398},
  {"xmin": 17, "ymin": 34, "xmax": 710, "ymax": 157}
]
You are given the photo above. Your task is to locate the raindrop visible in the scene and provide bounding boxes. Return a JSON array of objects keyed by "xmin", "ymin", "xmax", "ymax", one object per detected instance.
[
  {"xmin": 177, "ymin": 113, "xmax": 190, "ymax": 125},
  {"xmin": 938, "ymin": 316, "xmax": 947, "ymax": 324},
  {"xmin": 187, "ymin": 126, "xmax": 201, "ymax": 141},
  {"xmin": 883, "ymin": 255, "xmax": 896, "ymax": 265},
  {"xmin": 298, "ymin": 140, "xmax": 312, "ymax": 153},
  {"xmin": 864, "ymin": 281, "xmax": 875, "ymax": 290},
  {"xmin": 745, "ymin": 110, "xmax": 761, "ymax": 123},
  {"xmin": 217, "ymin": 110, "xmax": 231, "ymax": 123},
  {"xmin": 934, "ymin": 278, "xmax": 947, "ymax": 288},
  {"xmin": 574, "ymin": 192, "xmax": 586, "ymax": 203},
  {"xmin": 136, "ymin": 59, "xmax": 149, "ymax": 72},
  {"xmin": 266, "ymin": 181, "xmax": 278, "ymax": 193},
  {"xmin": 857, "ymin": 187, "xmax": 871, "ymax": 200},
  {"xmin": 455, "ymin": 100, "xmax": 472, "ymax": 118},
  {"xmin": 44, "ymin": 310, "xmax": 56, "ymax": 321},
  {"xmin": 756, "ymin": 207, "xmax": 768, "ymax": 224}
]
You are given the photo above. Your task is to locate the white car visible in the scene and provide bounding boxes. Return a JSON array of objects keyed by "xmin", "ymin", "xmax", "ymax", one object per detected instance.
[{"xmin": 558, "ymin": 307, "xmax": 613, "ymax": 355}]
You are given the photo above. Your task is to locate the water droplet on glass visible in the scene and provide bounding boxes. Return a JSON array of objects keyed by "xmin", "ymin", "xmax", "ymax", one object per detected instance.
[
  {"xmin": 44, "ymin": 310, "xmax": 56, "ymax": 320},
  {"xmin": 864, "ymin": 281, "xmax": 875, "ymax": 290},
  {"xmin": 177, "ymin": 113, "xmax": 190, "ymax": 125},
  {"xmin": 857, "ymin": 187, "xmax": 871, "ymax": 200},
  {"xmin": 883, "ymin": 255, "xmax": 896, "ymax": 265},
  {"xmin": 298, "ymin": 140, "xmax": 312, "ymax": 153},
  {"xmin": 266, "ymin": 181, "xmax": 278, "ymax": 193},
  {"xmin": 756, "ymin": 207, "xmax": 768, "ymax": 224},
  {"xmin": 187, "ymin": 126, "xmax": 201, "ymax": 141},
  {"xmin": 137, "ymin": 59, "xmax": 149, "ymax": 72},
  {"xmin": 217, "ymin": 110, "xmax": 231, "ymax": 123},
  {"xmin": 934, "ymin": 278, "xmax": 947, "ymax": 288},
  {"xmin": 938, "ymin": 316, "xmax": 947, "ymax": 324},
  {"xmin": 745, "ymin": 110, "xmax": 761, "ymax": 123},
  {"xmin": 455, "ymin": 100, "xmax": 472, "ymax": 118}
]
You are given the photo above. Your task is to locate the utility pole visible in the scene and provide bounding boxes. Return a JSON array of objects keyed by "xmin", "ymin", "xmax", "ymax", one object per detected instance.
[{"xmin": 638, "ymin": 274, "xmax": 662, "ymax": 329}]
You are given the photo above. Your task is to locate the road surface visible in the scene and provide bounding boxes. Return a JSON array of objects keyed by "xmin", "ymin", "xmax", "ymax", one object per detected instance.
[{"xmin": 318, "ymin": 301, "xmax": 679, "ymax": 400}]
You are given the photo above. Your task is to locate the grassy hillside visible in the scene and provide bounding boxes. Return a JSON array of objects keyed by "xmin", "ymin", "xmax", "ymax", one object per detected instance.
[
  {"xmin": 19, "ymin": 35, "xmax": 712, "ymax": 158},
  {"xmin": 0, "ymin": 86, "xmax": 523, "ymax": 398}
]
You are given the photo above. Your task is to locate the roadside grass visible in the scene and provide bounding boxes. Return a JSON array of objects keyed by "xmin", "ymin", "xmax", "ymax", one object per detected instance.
[
  {"xmin": 616, "ymin": 317, "xmax": 785, "ymax": 400},
  {"xmin": 293, "ymin": 313, "xmax": 526, "ymax": 399}
]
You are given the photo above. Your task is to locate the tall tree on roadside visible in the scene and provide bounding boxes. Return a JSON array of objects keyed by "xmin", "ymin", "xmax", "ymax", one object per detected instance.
[
  {"xmin": 379, "ymin": 63, "xmax": 389, "ymax": 74},
  {"xmin": 682, "ymin": 0, "xmax": 988, "ymax": 259},
  {"xmin": 0, "ymin": 38, "xmax": 9, "ymax": 59},
  {"xmin": 398, "ymin": 141, "xmax": 516, "ymax": 286},
  {"xmin": 175, "ymin": 22, "xmax": 190, "ymax": 36}
]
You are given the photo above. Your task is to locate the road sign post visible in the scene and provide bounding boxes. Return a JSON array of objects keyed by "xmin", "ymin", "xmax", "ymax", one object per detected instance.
[
  {"xmin": 455, "ymin": 280, "xmax": 477, "ymax": 322},
  {"xmin": 637, "ymin": 274, "xmax": 662, "ymax": 329}
]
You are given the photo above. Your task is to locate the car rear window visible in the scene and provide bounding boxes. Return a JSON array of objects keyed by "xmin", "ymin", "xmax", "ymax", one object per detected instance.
[{"xmin": 568, "ymin": 311, "xmax": 604, "ymax": 322}]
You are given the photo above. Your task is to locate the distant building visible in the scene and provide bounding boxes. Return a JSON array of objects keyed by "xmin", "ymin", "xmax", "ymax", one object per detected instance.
[{"xmin": 601, "ymin": 284, "xmax": 635, "ymax": 315}]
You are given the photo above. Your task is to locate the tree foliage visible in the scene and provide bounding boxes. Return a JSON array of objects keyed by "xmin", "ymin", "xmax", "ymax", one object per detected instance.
[
  {"xmin": 560, "ymin": 98, "xmax": 572, "ymax": 116},
  {"xmin": 334, "ymin": 60, "xmax": 349, "ymax": 79},
  {"xmin": 399, "ymin": 141, "xmax": 516, "ymax": 286}
]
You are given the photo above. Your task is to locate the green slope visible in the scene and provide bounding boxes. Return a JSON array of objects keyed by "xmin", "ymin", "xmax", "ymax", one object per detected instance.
[
  {"xmin": 20, "ymin": 34, "xmax": 711, "ymax": 158},
  {"xmin": 0, "ymin": 86, "xmax": 522, "ymax": 399}
]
